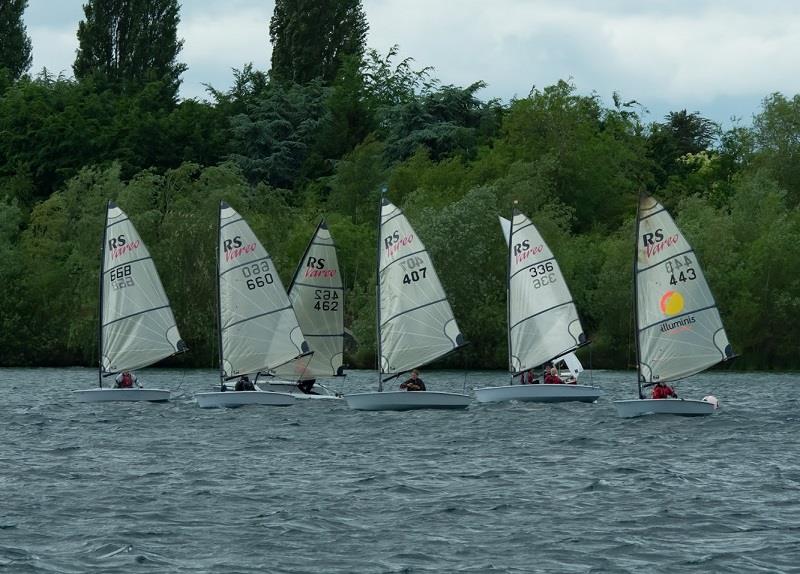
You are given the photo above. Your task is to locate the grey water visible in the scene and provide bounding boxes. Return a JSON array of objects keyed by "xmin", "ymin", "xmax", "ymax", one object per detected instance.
[{"xmin": 1, "ymin": 368, "xmax": 798, "ymax": 573}]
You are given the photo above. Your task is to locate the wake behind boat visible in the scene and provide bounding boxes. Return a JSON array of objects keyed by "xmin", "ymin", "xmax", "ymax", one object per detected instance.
[
  {"xmin": 195, "ymin": 202, "xmax": 306, "ymax": 408},
  {"xmin": 343, "ymin": 195, "xmax": 470, "ymax": 411},
  {"xmin": 74, "ymin": 201, "xmax": 186, "ymax": 403},
  {"xmin": 613, "ymin": 194, "xmax": 734, "ymax": 418},
  {"xmin": 474, "ymin": 210, "xmax": 602, "ymax": 404}
]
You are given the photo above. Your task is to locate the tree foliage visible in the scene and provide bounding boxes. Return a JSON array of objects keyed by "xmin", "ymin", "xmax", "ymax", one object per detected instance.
[{"xmin": 0, "ymin": 0, "xmax": 32, "ymax": 81}]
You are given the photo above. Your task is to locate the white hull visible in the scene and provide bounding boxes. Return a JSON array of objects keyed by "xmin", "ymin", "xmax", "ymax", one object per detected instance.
[
  {"xmin": 73, "ymin": 388, "xmax": 171, "ymax": 402},
  {"xmin": 258, "ymin": 381, "xmax": 342, "ymax": 400},
  {"xmin": 474, "ymin": 384, "xmax": 603, "ymax": 403},
  {"xmin": 195, "ymin": 389, "xmax": 295, "ymax": 408},
  {"xmin": 344, "ymin": 391, "xmax": 470, "ymax": 411},
  {"xmin": 613, "ymin": 398, "xmax": 719, "ymax": 418}
]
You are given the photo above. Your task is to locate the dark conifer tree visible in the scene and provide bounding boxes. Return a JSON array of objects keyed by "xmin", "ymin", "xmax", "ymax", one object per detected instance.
[
  {"xmin": 269, "ymin": 0, "xmax": 368, "ymax": 85},
  {"xmin": 73, "ymin": 0, "xmax": 186, "ymax": 102},
  {"xmin": 0, "ymin": 0, "xmax": 33, "ymax": 80}
]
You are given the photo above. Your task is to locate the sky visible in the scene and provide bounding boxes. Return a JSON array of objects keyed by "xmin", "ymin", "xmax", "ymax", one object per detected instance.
[{"xmin": 23, "ymin": 0, "xmax": 800, "ymax": 127}]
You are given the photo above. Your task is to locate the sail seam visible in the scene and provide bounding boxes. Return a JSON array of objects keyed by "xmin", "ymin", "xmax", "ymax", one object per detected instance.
[
  {"xmin": 219, "ymin": 216, "xmax": 244, "ymax": 230},
  {"xmin": 381, "ymin": 210, "xmax": 403, "ymax": 227},
  {"xmin": 103, "ymin": 304, "xmax": 172, "ymax": 328},
  {"xmin": 380, "ymin": 297, "xmax": 448, "ymax": 328},
  {"xmin": 509, "ymin": 300, "xmax": 574, "ymax": 331},
  {"xmin": 291, "ymin": 282, "xmax": 344, "ymax": 290},
  {"xmin": 223, "ymin": 305, "xmax": 292, "ymax": 330},
  {"xmin": 379, "ymin": 248, "xmax": 428, "ymax": 272},
  {"xmin": 511, "ymin": 221, "xmax": 533, "ymax": 236},
  {"xmin": 638, "ymin": 304, "xmax": 717, "ymax": 332},
  {"xmin": 637, "ymin": 248, "xmax": 694, "ymax": 273},
  {"xmin": 106, "ymin": 217, "xmax": 130, "ymax": 229},
  {"xmin": 638, "ymin": 208, "xmax": 666, "ymax": 222},
  {"xmin": 104, "ymin": 255, "xmax": 152, "ymax": 272}
]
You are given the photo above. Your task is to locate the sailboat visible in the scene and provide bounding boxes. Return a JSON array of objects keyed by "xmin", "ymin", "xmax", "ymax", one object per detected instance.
[
  {"xmin": 195, "ymin": 202, "xmax": 309, "ymax": 408},
  {"xmin": 613, "ymin": 194, "xmax": 734, "ymax": 417},
  {"xmin": 343, "ymin": 196, "xmax": 471, "ymax": 411},
  {"xmin": 74, "ymin": 201, "xmax": 187, "ymax": 402},
  {"xmin": 261, "ymin": 219, "xmax": 344, "ymax": 400},
  {"xmin": 474, "ymin": 209, "xmax": 603, "ymax": 403}
]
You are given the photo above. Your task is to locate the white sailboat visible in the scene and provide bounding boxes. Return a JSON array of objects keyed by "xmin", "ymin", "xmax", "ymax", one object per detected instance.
[
  {"xmin": 262, "ymin": 219, "xmax": 344, "ymax": 400},
  {"xmin": 343, "ymin": 196, "xmax": 471, "ymax": 411},
  {"xmin": 74, "ymin": 201, "xmax": 186, "ymax": 402},
  {"xmin": 613, "ymin": 194, "xmax": 734, "ymax": 417},
  {"xmin": 474, "ymin": 210, "xmax": 603, "ymax": 403},
  {"xmin": 195, "ymin": 202, "xmax": 308, "ymax": 408}
]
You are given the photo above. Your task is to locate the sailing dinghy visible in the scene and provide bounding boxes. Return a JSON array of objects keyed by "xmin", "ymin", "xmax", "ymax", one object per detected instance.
[
  {"xmin": 474, "ymin": 210, "xmax": 603, "ymax": 403},
  {"xmin": 263, "ymin": 220, "xmax": 344, "ymax": 400},
  {"xmin": 613, "ymin": 194, "xmax": 734, "ymax": 417},
  {"xmin": 195, "ymin": 202, "xmax": 308, "ymax": 408},
  {"xmin": 343, "ymin": 196, "xmax": 470, "ymax": 411},
  {"xmin": 74, "ymin": 201, "xmax": 186, "ymax": 403}
]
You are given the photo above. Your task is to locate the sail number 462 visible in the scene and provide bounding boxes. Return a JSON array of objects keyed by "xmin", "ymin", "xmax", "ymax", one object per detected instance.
[
  {"xmin": 314, "ymin": 289, "xmax": 339, "ymax": 311},
  {"xmin": 242, "ymin": 261, "xmax": 274, "ymax": 290},
  {"xmin": 109, "ymin": 264, "xmax": 134, "ymax": 289}
]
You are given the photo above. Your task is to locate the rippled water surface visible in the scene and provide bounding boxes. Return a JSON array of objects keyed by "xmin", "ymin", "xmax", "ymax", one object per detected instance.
[{"xmin": 1, "ymin": 368, "xmax": 799, "ymax": 573}]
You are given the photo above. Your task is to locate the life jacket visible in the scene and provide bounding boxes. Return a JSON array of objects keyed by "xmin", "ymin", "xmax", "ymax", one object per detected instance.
[{"xmin": 652, "ymin": 384, "xmax": 674, "ymax": 399}]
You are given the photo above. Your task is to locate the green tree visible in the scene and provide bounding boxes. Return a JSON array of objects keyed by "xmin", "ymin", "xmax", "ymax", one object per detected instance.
[
  {"xmin": 73, "ymin": 0, "xmax": 186, "ymax": 103},
  {"xmin": 269, "ymin": 0, "xmax": 368, "ymax": 85},
  {"xmin": 0, "ymin": 0, "xmax": 32, "ymax": 81}
]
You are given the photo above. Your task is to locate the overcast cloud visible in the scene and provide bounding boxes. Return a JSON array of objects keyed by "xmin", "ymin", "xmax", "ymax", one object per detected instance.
[{"xmin": 23, "ymin": 0, "xmax": 800, "ymax": 125}]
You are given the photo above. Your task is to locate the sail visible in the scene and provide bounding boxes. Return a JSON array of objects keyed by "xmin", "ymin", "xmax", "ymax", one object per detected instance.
[
  {"xmin": 378, "ymin": 198, "xmax": 463, "ymax": 374},
  {"xmin": 100, "ymin": 202, "xmax": 185, "ymax": 374},
  {"xmin": 505, "ymin": 211, "xmax": 585, "ymax": 373},
  {"xmin": 273, "ymin": 220, "xmax": 344, "ymax": 379},
  {"xmin": 636, "ymin": 195, "xmax": 733, "ymax": 382},
  {"xmin": 218, "ymin": 202, "xmax": 308, "ymax": 378}
]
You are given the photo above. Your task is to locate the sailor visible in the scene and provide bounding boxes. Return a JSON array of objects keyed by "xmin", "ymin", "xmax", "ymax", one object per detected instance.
[
  {"xmin": 114, "ymin": 370, "xmax": 138, "ymax": 388},
  {"xmin": 235, "ymin": 375, "xmax": 255, "ymax": 391},
  {"xmin": 651, "ymin": 381, "xmax": 678, "ymax": 399},
  {"xmin": 399, "ymin": 369, "xmax": 426, "ymax": 391},
  {"xmin": 544, "ymin": 367, "xmax": 563, "ymax": 384},
  {"xmin": 297, "ymin": 379, "xmax": 318, "ymax": 394}
]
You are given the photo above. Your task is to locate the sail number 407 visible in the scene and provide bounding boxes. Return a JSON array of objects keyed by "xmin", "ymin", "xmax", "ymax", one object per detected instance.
[{"xmin": 314, "ymin": 289, "xmax": 339, "ymax": 311}]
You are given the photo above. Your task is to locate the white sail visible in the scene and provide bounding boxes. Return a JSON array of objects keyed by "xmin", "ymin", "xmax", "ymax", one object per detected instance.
[
  {"xmin": 504, "ymin": 211, "xmax": 585, "ymax": 373},
  {"xmin": 378, "ymin": 198, "xmax": 463, "ymax": 374},
  {"xmin": 273, "ymin": 220, "xmax": 344, "ymax": 379},
  {"xmin": 636, "ymin": 195, "xmax": 733, "ymax": 382},
  {"xmin": 218, "ymin": 202, "xmax": 308, "ymax": 378},
  {"xmin": 101, "ymin": 202, "xmax": 185, "ymax": 374}
]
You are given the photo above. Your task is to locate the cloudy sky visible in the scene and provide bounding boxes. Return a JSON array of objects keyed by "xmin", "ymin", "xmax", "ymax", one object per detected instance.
[{"xmin": 24, "ymin": 0, "xmax": 800, "ymax": 126}]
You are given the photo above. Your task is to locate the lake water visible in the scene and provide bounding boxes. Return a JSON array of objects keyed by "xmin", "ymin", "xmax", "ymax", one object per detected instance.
[{"xmin": 1, "ymin": 368, "xmax": 798, "ymax": 573}]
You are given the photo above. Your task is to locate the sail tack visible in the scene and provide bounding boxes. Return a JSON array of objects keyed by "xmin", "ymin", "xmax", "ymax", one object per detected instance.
[
  {"xmin": 378, "ymin": 198, "xmax": 463, "ymax": 374},
  {"xmin": 218, "ymin": 202, "xmax": 307, "ymax": 378},
  {"xmin": 503, "ymin": 212, "xmax": 585, "ymax": 373},
  {"xmin": 636, "ymin": 195, "xmax": 733, "ymax": 382},
  {"xmin": 273, "ymin": 220, "xmax": 344, "ymax": 379},
  {"xmin": 101, "ymin": 202, "xmax": 185, "ymax": 374}
]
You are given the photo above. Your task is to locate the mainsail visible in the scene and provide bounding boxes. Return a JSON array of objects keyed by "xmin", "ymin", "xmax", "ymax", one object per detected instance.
[
  {"xmin": 503, "ymin": 211, "xmax": 585, "ymax": 373},
  {"xmin": 217, "ymin": 202, "xmax": 308, "ymax": 378},
  {"xmin": 100, "ymin": 201, "xmax": 185, "ymax": 375},
  {"xmin": 635, "ymin": 195, "xmax": 733, "ymax": 383},
  {"xmin": 378, "ymin": 198, "xmax": 463, "ymax": 377},
  {"xmin": 273, "ymin": 220, "xmax": 344, "ymax": 379}
]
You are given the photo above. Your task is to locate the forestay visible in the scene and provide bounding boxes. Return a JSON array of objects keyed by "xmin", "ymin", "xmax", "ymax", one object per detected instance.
[
  {"xmin": 273, "ymin": 220, "xmax": 344, "ymax": 379},
  {"xmin": 378, "ymin": 198, "xmax": 463, "ymax": 375},
  {"xmin": 101, "ymin": 202, "xmax": 185, "ymax": 374},
  {"xmin": 636, "ymin": 195, "xmax": 733, "ymax": 383},
  {"xmin": 505, "ymin": 211, "xmax": 585, "ymax": 374},
  {"xmin": 218, "ymin": 202, "xmax": 308, "ymax": 378}
]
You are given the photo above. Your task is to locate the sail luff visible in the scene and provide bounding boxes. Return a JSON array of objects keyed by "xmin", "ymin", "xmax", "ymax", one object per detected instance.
[
  {"xmin": 633, "ymin": 193, "xmax": 644, "ymax": 398},
  {"xmin": 505, "ymin": 210, "xmax": 514, "ymax": 380},
  {"xmin": 216, "ymin": 201, "xmax": 225, "ymax": 388},
  {"xmin": 376, "ymin": 194, "xmax": 385, "ymax": 391},
  {"xmin": 97, "ymin": 200, "xmax": 111, "ymax": 388}
]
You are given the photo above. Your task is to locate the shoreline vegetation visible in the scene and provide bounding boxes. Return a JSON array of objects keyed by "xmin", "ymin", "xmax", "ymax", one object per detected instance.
[{"xmin": 2, "ymin": 1, "xmax": 800, "ymax": 371}]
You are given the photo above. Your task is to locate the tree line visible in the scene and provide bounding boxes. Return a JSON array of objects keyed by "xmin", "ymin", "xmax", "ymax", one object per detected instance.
[{"xmin": 1, "ymin": 0, "xmax": 799, "ymax": 370}]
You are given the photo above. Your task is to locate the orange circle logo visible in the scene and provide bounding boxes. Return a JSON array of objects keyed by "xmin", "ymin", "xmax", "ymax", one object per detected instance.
[{"xmin": 659, "ymin": 290, "xmax": 684, "ymax": 315}]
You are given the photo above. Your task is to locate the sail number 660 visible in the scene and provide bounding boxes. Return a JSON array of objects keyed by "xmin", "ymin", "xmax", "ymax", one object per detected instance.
[{"xmin": 242, "ymin": 261, "xmax": 274, "ymax": 290}]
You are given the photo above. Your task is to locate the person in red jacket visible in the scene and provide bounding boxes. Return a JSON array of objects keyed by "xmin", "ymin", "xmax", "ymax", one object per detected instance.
[
  {"xmin": 651, "ymin": 381, "xmax": 678, "ymax": 399},
  {"xmin": 114, "ymin": 370, "xmax": 138, "ymax": 388},
  {"xmin": 544, "ymin": 367, "xmax": 563, "ymax": 384}
]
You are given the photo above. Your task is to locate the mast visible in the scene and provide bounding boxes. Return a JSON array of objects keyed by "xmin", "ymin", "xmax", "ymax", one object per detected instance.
[
  {"xmin": 633, "ymin": 192, "xmax": 644, "ymax": 399},
  {"xmin": 506, "ymin": 202, "xmax": 516, "ymax": 385},
  {"xmin": 97, "ymin": 200, "xmax": 111, "ymax": 388},
  {"xmin": 216, "ymin": 201, "xmax": 225, "ymax": 390},
  {"xmin": 376, "ymin": 188, "xmax": 386, "ymax": 392}
]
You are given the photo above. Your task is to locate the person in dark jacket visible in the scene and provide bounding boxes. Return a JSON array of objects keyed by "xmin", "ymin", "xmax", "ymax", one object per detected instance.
[
  {"xmin": 235, "ymin": 375, "xmax": 255, "ymax": 391},
  {"xmin": 399, "ymin": 369, "xmax": 426, "ymax": 391}
]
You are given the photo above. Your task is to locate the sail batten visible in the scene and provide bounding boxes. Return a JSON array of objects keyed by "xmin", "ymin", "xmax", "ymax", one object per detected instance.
[
  {"xmin": 378, "ymin": 200, "xmax": 463, "ymax": 375},
  {"xmin": 100, "ymin": 203, "xmax": 185, "ymax": 375},
  {"xmin": 273, "ymin": 219, "xmax": 344, "ymax": 380},
  {"xmin": 502, "ymin": 212, "xmax": 585, "ymax": 373},
  {"xmin": 635, "ymin": 195, "xmax": 733, "ymax": 383},
  {"xmin": 217, "ymin": 203, "xmax": 307, "ymax": 378}
]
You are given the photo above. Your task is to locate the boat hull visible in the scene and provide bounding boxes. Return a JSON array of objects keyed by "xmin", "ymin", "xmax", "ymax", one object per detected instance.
[
  {"xmin": 474, "ymin": 384, "xmax": 603, "ymax": 403},
  {"xmin": 613, "ymin": 398, "xmax": 718, "ymax": 418},
  {"xmin": 343, "ymin": 391, "xmax": 470, "ymax": 411},
  {"xmin": 195, "ymin": 390, "xmax": 295, "ymax": 408},
  {"xmin": 258, "ymin": 381, "xmax": 342, "ymax": 400},
  {"xmin": 73, "ymin": 388, "xmax": 171, "ymax": 403}
]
